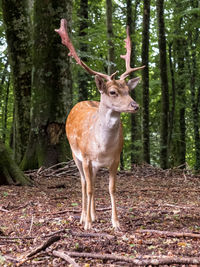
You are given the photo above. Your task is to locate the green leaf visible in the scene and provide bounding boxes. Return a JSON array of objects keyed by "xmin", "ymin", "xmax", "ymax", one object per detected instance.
[{"xmin": 71, "ymin": 202, "xmax": 78, "ymax": 207}]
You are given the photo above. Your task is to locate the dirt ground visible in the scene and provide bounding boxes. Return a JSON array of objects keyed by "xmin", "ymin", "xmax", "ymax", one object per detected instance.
[{"xmin": 1, "ymin": 162, "xmax": 200, "ymax": 266}]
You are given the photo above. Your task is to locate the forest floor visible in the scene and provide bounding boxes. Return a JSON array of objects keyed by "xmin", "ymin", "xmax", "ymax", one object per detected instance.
[{"xmin": 1, "ymin": 162, "xmax": 200, "ymax": 266}]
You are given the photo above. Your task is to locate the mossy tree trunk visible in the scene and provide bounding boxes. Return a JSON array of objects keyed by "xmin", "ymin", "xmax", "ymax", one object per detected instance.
[
  {"xmin": 0, "ymin": 141, "xmax": 32, "ymax": 185},
  {"xmin": 21, "ymin": 0, "xmax": 73, "ymax": 170},
  {"xmin": 126, "ymin": 0, "xmax": 142, "ymax": 165},
  {"xmin": 174, "ymin": 39, "xmax": 186, "ymax": 167},
  {"xmin": 142, "ymin": 0, "xmax": 151, "ymax": 164},
  {"xmin": 171, "ymin": 2, "xmax": 187, "ymax": 168},
  {"xmin": 156, "ymin": 0, "xmax": 169, "ymax": 169},
  {"xmin": 188, "ymin": 1, "xmax": 200, "ymax": 171},
  {"xmin": 2, "ymin": 0, "xmax": 32, "ymax": 163}
]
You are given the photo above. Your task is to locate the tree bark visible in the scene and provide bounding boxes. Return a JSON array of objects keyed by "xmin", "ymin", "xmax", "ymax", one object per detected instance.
[
  {"xmin": 156, "ymin": 0, "xmax": 169, "ymax": 169},
  {"xmin": 168, "ymin": 42, "xmax": 176, "ymax": 164},
  {"xmin": 188, "ymin": 13, "xmax": 200, "ymax": 170},
  {"xmin": 170, "ymin": 2, "xmax": 187, "ymax": 168},
  {"xmin": 142, "ymin": 0, "xmax": 151, "ymax": 164},
  {"xmin": 21, "ymin": 0, "xmax": 73, "ymax": 170},
  {"xmin": 2, "ymin": 0, "xmax": 32, "ymax": 163},
  {"xmin": 0, "ymin": 140, "xmax": 32, "ymax": 185},
  {"xmin": 126, "ymin": 0, "xmax": 141, "ymax": 165},
  {"xmin": 2, "ymin": 77, "xmax": 10, "ymax": 143},
  {"xmin": 176, "ymin": 38, "xmax": 186, "ymax": 167},
  {"xmin": 106, "ymin": 0, "xmax": 115, "ymax": 75},
  {"xmin": 77, "ymin": 0, "xmax": 89, "ymax": 101}
]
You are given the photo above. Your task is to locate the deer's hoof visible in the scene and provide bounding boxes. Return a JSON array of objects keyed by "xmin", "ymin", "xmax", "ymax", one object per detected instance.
[
  {"xmin": 112, "ymin": 220, "xmax": 120, "ymax": 231},
  {"xmin": 91, "ymin": 213, "xmax": 97, "ymax": 222},
  {"xmin": 80, "ymin": 212, "xmax": 86, "ymax": 224},
  {"xmin": 84, "ymin": 220, "xmax": 92, "ymax": 230}
]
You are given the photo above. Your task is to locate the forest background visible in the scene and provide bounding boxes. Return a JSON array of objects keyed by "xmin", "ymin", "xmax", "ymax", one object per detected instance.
[{"xmin": 0, "ymin": 0, "xmax": 199, "ymax": 185}]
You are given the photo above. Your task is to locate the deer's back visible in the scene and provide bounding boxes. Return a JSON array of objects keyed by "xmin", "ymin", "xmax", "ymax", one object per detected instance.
[{"xmin": 66, "ymin": 101, "xmax": 99, "ymax": 135}]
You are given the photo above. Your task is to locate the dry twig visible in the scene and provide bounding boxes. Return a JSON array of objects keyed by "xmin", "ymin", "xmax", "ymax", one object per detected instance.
[
  {"xmin": 52, "ymin": 250, "xmax": 80, "ymax": 267},
  {"xmin": 28, "ymin": 215, "xmax": 34, "ymax": 236}
]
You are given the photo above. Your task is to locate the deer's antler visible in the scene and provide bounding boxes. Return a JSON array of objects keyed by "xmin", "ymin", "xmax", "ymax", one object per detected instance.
[
  {"xmin": 55, "ymin": 19, "xmax": 117, "ymax": 81},
  {"xmin": 120, "ymin": 27, "xmax": 145, "ymax": 80}
]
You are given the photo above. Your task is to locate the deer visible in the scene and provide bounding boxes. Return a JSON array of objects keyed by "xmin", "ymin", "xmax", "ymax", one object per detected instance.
[{"xmin": 55, "ymin": 19, "xmax": 144, "ymax": 230}]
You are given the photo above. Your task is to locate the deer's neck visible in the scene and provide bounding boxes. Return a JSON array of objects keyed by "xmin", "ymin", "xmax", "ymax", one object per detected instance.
[{"xmin": 97, "ymin": 102, "xmax": 121, "ymax": 134}]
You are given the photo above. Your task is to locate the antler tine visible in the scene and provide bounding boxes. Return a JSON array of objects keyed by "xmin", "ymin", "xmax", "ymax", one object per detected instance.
[
  {"xmin": 55, "ymin": 19, "xmax": 115, "ymax": 81},
  {"xmin": 120, "ymin": 26, "xmax": 145, "ymax": 80}
]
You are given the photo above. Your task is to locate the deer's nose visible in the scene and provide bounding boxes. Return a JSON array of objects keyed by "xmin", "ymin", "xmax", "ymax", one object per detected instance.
[{"xmin": 131, "ymin": 101, "xmax": 139, "ymax": 111}]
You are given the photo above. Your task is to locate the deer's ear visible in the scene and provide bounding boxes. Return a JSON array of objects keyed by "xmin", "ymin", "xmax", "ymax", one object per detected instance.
[
  {"xmin": 95, "ymin": 75, "xmax": 106, "ymax": 94},
  {"xmin": 127, "ymin": 77, "xmax": 140, "ymax": 90}
]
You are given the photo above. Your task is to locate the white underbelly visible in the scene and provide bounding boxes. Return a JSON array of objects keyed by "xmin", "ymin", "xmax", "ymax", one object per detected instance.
[{"xmin": 72, "ymin": 147, "xmax": 116, "ymax": 168}]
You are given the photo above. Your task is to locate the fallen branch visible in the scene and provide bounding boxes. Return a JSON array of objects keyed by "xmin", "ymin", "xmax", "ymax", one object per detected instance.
[
  {"xmin": 17, "ymin": 236, "xmax": 60, "ymax": 266},
  {"xmin": 137, "ymin": 229, "xmax": 200, "ymax": 239},
  {"xmin": 53, "ymin": 250, "xmax": 80, "ymax": 267},
  {"xmin": 96, "ymin": 206, "xmax": 112, "ymax": 211},
  {"xmin": 48, "ymin": 206, "xmax": 111, "ymax": 216},
  {"xmin": 48, "ymin": 183, "xmax": 66, "ymax": 189},
  {"xmin": 0, "ymin": 207, "xmax": 9, "ymax": 212},
  {"xmin": 69, "ymin": 230, "xmax": 115, "ymax": 240},
  {"xmin": 0, "ymin": 202, "xmax": 30, "ymax": 213},
  {"xmin": 26, "ymin": 235, "xmax": 61, "ymax": 258},
  {"xmin": 0, "ymin": 235, "xmax": 34, "ymax": 240},
  {"xmin": 25, "ymin": 160, "xmax": 78, "ymax": 178},
  {"xmin": 44, "ymin": 229, "xmax": 66, "ymax": 237},
  {"xmin": 44, "ymin": 229, "xmax": 115, "ymax": 240},
  {"xmin": 47, "ymin": 209, "xmax": 81, "ymax": 215},
  {"xmin": 65, "ymin": 251, "xmax": 200, "ymax": 265}
]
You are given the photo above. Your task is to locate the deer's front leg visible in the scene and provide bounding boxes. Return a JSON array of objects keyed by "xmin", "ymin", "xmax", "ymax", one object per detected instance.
[
  {"xmin": 82, "ymin": 160, "xmax": 93, "ymax": 230},
  {"xmin": 109, "ymin": 161, "xmax": 120, "ymax": 230}
]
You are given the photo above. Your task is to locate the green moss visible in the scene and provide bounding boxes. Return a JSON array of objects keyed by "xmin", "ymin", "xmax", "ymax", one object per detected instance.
[{"xmin": 0, "ymin": 141, "xmax": 32, "ymax": 185}]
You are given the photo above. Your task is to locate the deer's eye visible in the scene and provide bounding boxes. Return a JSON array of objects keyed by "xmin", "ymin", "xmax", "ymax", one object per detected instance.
[{"xmin": 109, "ymin": 91, "xmax": 117, "ymax": 96}]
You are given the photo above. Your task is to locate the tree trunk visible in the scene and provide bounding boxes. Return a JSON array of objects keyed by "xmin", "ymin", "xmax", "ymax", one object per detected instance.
[
  {"xmin": 0, "ymin": 140, "xmax": 32, "ymax": 185},
  {"xmin": 175, "ymin": 38, "xmax": 186, "ymax": 167},
  {"xmin": 126, "ymin": 0, "xmax": 141, "ymax": 165},
  {"xmin": 188, "ymin": 6, "xmax": 200, "ymax": 170},
  {"xmin": 106, "ymin": 0, "xmax": 115, "ymax": 75},
  {"xmin": 2, "ymin": 77, "xmax": 10, "ymax": 143},
  {"xmin": 78, "ymin": 0, "xmax": 90, "ymax": 101},
  {"xmin": 168, "ymin": 42, "xmax": 176, "ymax": 164},
  {"xmin": 21, "ymin": 0, "xmax": 73, "ymax": 170},
  {"xmin": 156, "ymin": 0, "xmax": 169, "ymax": 169},
  {"xmin": 171, "ymin": 2, "xmax": 187, "ymax": 168},
  {"xmin": 2, "ymin": 0, "xmax": 32, "ymax": 163},
  {"xmin": 142, "ymin": 0, "xmax": 151, "ymax": 164}
]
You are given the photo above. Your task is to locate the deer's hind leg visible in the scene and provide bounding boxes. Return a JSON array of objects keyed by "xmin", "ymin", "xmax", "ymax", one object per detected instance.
[
  {"xmin": 72, "ymin": 153, "xmax": 87, "ymax": 225},
  {"xmin": 81, "ymin": 160, "xmax": 99, "ymax": 230}
]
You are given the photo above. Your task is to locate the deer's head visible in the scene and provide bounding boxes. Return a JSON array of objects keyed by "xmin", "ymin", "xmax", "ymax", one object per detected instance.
[{"xmin": 55, "ymin": 19, "xmax": 144, "ymax": 113}]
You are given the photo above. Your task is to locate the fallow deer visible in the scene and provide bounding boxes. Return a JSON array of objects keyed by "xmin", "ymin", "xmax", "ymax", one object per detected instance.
[{"xmin": 55, "ymin": 19, "xmax": 144, "ymax": 230}]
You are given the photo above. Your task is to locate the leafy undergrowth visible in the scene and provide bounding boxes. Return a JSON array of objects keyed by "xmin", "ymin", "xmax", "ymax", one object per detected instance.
[{"xmin": 1, "ymin": 163, "xmax": 200, "ymax": 266}]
